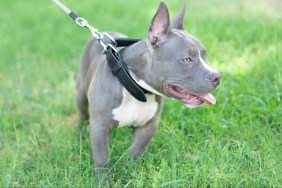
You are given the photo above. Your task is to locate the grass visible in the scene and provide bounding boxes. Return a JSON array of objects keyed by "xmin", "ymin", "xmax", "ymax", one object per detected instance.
[{"xmin": 0, "ymin": 0, "xmax": 281, "ymax": 187}]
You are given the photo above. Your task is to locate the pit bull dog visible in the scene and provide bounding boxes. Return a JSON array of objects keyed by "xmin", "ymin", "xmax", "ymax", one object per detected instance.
[{"xmin": 76, "ymin": 1, "xmax": 220, "ymax": 174}]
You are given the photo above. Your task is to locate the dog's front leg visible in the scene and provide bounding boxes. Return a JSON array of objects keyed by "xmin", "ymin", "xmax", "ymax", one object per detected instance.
[
  {"xmin": 128, "ymin": 119, "xmax": 159, "ymax": 159},
  {"xmin": 89, "ymin": 118, "xmax": 112, "ymax": 176}
]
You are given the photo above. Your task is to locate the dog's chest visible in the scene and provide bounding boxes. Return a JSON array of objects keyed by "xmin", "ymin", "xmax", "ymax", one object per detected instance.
[{"xmin": 112, "ymin": 89, "xmax": 158, "ymax": 128}]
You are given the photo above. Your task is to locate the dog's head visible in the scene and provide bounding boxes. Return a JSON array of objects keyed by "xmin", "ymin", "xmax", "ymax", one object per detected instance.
[{"xmin": 145, "ymin": 1, "xmax": 220, "ymax": 108}]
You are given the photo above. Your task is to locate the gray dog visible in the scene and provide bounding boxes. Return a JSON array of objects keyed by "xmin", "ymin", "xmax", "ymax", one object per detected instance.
[{"xmin": 76, "ymin": 1, "xmax": 220, "ymax": 174}]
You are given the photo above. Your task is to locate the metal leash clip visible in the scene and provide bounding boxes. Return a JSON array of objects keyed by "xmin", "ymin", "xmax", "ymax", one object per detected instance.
[
  {"xmin": 52, "ymin": 0, "xmax": 118, "ymax": 53},
  {"xmin": 86, "ymin": 23, "xmax": 118, "ymax": 53},
  {"xmin": 99, "ymin": 32, "xmax": 118, "ymax": 54},
  {"xmin": 75, "ymin": 17, "xmax": 88, "ymax": 27}
]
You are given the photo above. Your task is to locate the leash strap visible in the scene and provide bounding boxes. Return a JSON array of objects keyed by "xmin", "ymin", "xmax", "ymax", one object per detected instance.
[{"xmin": 52, "ymin": 0, "xmax": 148, "ymax": 102}]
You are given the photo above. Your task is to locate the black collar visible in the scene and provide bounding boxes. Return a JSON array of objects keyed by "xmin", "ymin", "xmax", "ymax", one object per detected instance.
[{"xmin": 105, "ymin": 38, "xmax": 151, "ymax": 102}]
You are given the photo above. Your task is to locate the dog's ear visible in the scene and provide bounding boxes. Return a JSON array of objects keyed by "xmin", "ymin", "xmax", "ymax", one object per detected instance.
[
  {"xmin": 172, "ymin": 1, "xmax": 186, "ymax": 30},
  {"xmin": 148, "ymin": 1, "xmax": 171, "ymax": 46}
]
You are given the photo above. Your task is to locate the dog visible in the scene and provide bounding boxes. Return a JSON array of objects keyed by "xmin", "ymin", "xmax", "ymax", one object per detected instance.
[{"xmin": 76, "ymin": 1, "xmax": 220, "ymax": 175}]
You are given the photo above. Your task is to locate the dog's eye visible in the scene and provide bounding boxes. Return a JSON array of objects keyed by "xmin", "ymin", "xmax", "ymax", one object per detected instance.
[{"xmin": 182, "ymin": 57, "xmax": 193, "ymax": 64}]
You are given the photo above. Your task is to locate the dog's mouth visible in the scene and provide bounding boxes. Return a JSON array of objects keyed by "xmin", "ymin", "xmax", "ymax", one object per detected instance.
[{"xmin": 166, "ymin": 84, "xmax": 216, "ymax": 107}]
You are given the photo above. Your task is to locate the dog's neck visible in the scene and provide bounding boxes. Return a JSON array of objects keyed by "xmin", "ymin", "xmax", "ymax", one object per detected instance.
[
  {"xmin": 120, "ymin": 40, "xmax": 151, "ymax": 79},
  {"xmin": 119, "ymin": 39, "xmax": 164, "ymax": 96}
]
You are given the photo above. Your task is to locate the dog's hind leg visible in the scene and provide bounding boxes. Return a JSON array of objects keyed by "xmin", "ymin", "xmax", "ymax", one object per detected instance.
[{"xmin": 76, "ymin": 82, "xmax": 89, "ymax": 137}]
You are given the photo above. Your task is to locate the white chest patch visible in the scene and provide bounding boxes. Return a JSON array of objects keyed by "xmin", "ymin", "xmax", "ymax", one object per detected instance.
[{"xmin": 112, "ymin": 89, "xmax": 158, "ymax": 128}]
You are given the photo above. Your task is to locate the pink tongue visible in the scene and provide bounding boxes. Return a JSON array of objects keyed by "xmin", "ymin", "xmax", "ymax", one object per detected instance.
[{"xmin": 199, "ymin": 93, "xmax": 216, "ymax": 105}]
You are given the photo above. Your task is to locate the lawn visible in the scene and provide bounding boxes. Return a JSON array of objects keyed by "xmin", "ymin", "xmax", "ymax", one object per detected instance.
[{"xmin": 0, "ymin": 0, "xmax": 281, "ymax": 187}]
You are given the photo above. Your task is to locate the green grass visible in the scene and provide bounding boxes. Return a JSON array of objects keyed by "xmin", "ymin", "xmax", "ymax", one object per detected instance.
[{"xmin": 0, "ymin": 0, "xmax": 281, "ymax": 187}]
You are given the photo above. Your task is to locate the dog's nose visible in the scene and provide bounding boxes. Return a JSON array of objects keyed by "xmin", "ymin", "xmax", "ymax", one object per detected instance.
[{"xmin": 208, "ymin": 72, "xmax": 221, "ymax": 88}]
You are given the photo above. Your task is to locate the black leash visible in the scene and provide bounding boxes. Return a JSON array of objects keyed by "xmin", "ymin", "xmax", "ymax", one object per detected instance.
[
  {"xmin": 115, "ymin": 38, "xmax": 142, "ymax": 47},
  {"xmin": 52, "ymin": 0, "xmax": 147, "ymax": 102}
]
